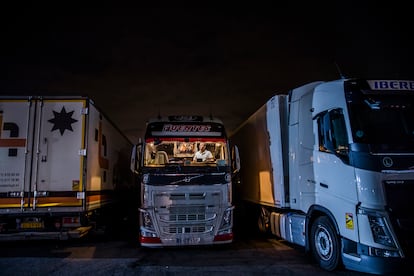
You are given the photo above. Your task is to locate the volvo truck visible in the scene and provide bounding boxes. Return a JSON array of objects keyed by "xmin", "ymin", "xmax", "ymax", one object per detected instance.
[
  {"xmin": 130, "ymin": 115, "xmax": 235, "ymax": 247},
  {"xmin": 0, "ymin": 96, "xmax": 136, "ymax": 240},
  {"xmin": 230, "ymin": 79, "xmax": 413, "ymax": 274}
]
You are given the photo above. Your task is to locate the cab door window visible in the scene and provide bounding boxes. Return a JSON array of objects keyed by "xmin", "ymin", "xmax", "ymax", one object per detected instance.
[{"xmin": 317, "ymin": 109, "xmax": 349, "ymax": 159}]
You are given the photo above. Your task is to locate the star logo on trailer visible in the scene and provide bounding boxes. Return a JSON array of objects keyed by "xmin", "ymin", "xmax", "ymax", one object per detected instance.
[{"xmin": 48, "ymin": 106, "xmax": 78, "ymax": 135}]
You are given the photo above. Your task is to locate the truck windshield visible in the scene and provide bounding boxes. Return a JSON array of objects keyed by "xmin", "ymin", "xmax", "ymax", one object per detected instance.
[
  {"xmin": 348, "ymin": 94, "xmax": 414, "ymax": 151},
  {"xmin": 143, "ymin": 139, "xmax": 229, "ymax": 167}
]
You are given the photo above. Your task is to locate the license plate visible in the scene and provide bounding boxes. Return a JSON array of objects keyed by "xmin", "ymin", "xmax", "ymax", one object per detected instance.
[
  {"xmin": 21, "ymin": 222, "xmax": 44, "ymax": 229},
  {"xmin": 177, "ymin": 237, "xmax": 201, "ymax": 245}
]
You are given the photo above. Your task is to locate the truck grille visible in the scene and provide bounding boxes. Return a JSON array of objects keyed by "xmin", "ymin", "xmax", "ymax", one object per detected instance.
[
  {"xmin": 168, "ymin": 213, "xmax": 206, "ymax": 221},
  {"xmin": 384, "ymin": 180, "xmax": 414, "ymax": 258},
  {"xmin": 159, "ymin": 205, "xmax": 216, "ymax": 222},
  {"xmin": 164, "ymin": 225, "xmax": 213, "ymax": 234},
  {"xmin": 153, "ymin": 191, "xmax": 221, "ymax": 236}
]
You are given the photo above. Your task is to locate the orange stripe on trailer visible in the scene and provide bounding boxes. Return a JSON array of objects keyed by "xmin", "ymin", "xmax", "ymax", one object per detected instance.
[
  {"xmin": 86, "ymin": 194, "xmax": 115, "ymax": 208},
  {"xmin": 0, "ymin": 139, "xmax": 26, "ymax": 147},
  {"xmin": 0, "ymin": 198, "xmax": 28, "ymax": 208},
  {"xmin": 0, "ymin": 195, "xmax": 113, "ymax": 208},
  {"xmin": 35, "ymin": 197, "xmax": 82, "ymax": 206},
  {"xmin": 86, "ymin": 194, "xmax": 111, "ymax": 202}
]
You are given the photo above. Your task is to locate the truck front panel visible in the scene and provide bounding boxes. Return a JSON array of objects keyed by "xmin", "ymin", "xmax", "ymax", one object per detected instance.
[
  {"xmin": 140, "ymin": 175, "xmax": 233, "ymax": 246},
  {"xmin": 137, "ymin": 116, "xmax": 234, "ymax": 247}
]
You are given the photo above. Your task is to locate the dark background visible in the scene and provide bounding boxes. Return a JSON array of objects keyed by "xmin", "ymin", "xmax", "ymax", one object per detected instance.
[{"xmin": 1, "ymin": 4, "xmax": 413, "ymax": 142}]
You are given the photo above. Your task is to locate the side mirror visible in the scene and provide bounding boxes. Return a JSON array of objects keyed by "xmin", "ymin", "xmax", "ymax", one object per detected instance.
[
  {"xmin": 130, "ymin": 145, "xmax": 138, "ymax": 173},
  {"xmin": 130, "ymin": 139, "xmax": 143, "ymax": 173},
  {"xmin": 232, "ymin": 145, "xmax": 240, "ymax": 173}
]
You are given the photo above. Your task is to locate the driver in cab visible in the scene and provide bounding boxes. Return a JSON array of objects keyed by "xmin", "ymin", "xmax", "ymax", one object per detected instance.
[{"xmin": 193, "ymin": 142, "xmax": 213, "ymax": 162}]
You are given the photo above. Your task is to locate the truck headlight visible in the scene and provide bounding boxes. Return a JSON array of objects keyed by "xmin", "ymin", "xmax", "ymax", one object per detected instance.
[
  {"xmin": 368, "ymin": 214, "xmax": 396, "ymax": 247},
  {"xmin": 140, "ymin": 209, "xmax": 155, "ymax": 231},
  {"xmin": 219, "ymin": 207, "xmax": 234, "ymax": 229}
]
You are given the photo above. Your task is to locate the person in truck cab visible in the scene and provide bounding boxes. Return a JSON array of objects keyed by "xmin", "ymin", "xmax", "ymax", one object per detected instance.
[{"xmin": 193, "ymin": 142, "xmax": 213, "ymax": 162}]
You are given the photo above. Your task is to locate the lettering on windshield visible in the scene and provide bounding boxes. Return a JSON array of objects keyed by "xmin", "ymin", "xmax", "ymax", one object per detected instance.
[
  {"xmin": 163, "ymin": 124, "xmax": 212, "ymax": 132},
  {"xmin": 368, "ymin": 80, "xmax": 414, "ymax": 91}
]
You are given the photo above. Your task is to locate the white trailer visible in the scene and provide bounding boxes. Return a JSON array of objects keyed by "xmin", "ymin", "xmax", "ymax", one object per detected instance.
[
  {"xmin": 230, "ymin": 79, "xmax": 413, "ymax": 274},
  {"xmin": 0, "ymin": 96, "xmax": 136, "ymax": 240}
]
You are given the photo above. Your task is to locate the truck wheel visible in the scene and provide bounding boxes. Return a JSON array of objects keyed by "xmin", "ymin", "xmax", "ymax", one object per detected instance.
[
  {"xmin": 310, "ymin": 216, "xmax": 341, "ymax": 271},
  {"xmin": 258, "ymin": 206, "xmax": 270, "ymax": 234}
]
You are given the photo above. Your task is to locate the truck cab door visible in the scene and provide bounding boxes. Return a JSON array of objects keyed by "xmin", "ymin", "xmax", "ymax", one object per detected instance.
[{"xmin": 314, "ymin": 108, "xmax": 357, "ymax": 216}]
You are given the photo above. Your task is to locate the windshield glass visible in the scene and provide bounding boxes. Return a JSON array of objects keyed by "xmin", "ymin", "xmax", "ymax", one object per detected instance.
[
  {"xmin": 144, "ymin": 139, "xmax": 229, "ymax": 167},
  {"xmin": 349, "ymin": 94, "xmax": 414, "ymax": 151}
]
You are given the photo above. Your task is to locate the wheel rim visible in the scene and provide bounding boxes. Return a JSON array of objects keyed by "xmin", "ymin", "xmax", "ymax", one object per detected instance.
[
  {"xmin": 315, "ymin": 225, "xmax": 333, "ymax": 261},
  {"xmin": 258, "ymin": 208, "xmax": 268, "ymax": 232}
]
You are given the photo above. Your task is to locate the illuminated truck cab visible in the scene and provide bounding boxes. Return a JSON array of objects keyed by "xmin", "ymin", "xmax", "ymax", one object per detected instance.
[{"xmin": 132, "ymin": 116, "xmax": 235, "ymax": 247}]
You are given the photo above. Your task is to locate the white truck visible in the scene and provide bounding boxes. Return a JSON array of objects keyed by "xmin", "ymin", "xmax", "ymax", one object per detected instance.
[
  {"xmin": 0, "ymin": 96, "xmax": 136, "ymax": 240},
  {"xmin": 230, "ymin": 79, "xmax": 413, "ymax": 274},
  {"xmin": 130, "ymin": 115, "xmax": 235, "ymax": 247}
]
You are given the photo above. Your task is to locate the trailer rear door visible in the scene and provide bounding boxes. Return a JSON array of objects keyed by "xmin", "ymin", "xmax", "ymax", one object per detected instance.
[
  {"xmin": 32, "ymin": 99, "xmax": 86, "ymax": 209},
  {"xmin": 0, "ymin": 98, "xmax": 86, "ymax": 212},
  {"xmin": 0, "ymin": 98, "xmax": 33, "ymax": 209}
]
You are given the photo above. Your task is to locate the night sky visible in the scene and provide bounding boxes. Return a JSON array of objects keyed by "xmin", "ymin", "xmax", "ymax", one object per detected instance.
[{"xmin": 1, "ymin": 4, "xmax": 413, "ymax": 142}]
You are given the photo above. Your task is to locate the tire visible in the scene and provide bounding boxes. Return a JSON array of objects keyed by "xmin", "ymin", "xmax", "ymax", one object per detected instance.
[
  {"xmin": 310, "ymin": 216, "xmax": 341, "ymax": 271},
  {"xmin": 257, "ymin": 206, "xmax": 270, "ymax": 235}
]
